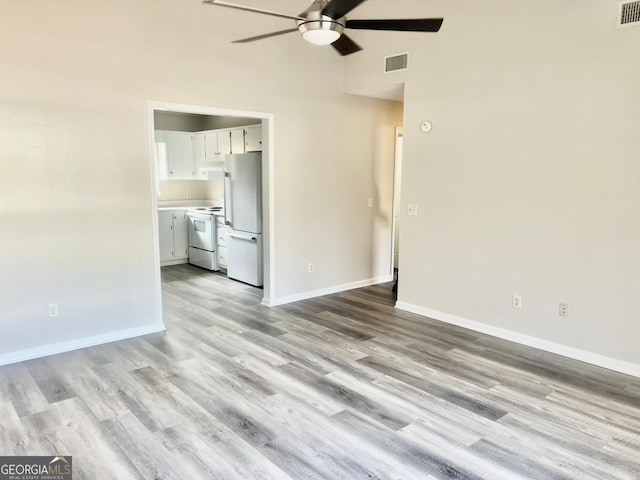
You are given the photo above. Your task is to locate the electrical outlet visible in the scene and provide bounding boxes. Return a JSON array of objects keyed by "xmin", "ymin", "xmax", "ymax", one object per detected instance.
[
  {"xmin": 308, "ymin": 262, "xmax": 314, "ymax": 273},
  {"xmin": 48, "ymin": 303, "xmax": 59, "ymax": 318},
  {"xmin": 408, "ymin": 204, "xmax": 418, "ymax": 216},
  {"xmin": 559, "ymin": 303, "xmax": 568, "ymax": 318},
  {"xmin": 512, "ymin": 295, "xmax": 522, "ymax": 309},
  {"xmin": 368, "ymin": 197, "xmax": 373, "ymax": 208},
  {"xmin": 185, "ymin": 191, "xmax": 191, "ymax": 198}
]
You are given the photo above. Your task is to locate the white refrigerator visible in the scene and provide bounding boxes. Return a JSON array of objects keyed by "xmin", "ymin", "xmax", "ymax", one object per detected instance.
[{"xmin": 224, "ymin": 152, "xmax": 263, "ymax": 287}]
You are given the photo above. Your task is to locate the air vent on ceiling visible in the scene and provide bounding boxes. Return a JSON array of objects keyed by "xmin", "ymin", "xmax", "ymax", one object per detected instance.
[
  {"xmin": 618, "ymin": 0, "xmax": 640, "ymax": 28},
  {"xmin": 384, "ymin": 53, "xmax": 408, "ymax": 74}
]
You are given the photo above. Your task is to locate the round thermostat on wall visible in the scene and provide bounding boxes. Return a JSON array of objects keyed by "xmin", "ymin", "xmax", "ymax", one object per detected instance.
[{"xmin": 420, "ymin": 121, "xmax": 433, "ymax": 133}]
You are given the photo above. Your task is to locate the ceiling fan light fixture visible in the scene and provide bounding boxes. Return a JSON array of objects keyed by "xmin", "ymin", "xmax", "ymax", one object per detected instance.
[
  {"xmin": 301, "ymin": 27, "xmax": 341, "ymax": 45},
  {"xmin": 297, "ymin": 13, "xmax": 345, "ymax": 45}
]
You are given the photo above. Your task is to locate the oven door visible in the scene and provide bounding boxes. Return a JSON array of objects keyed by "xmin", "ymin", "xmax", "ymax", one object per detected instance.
[{"xmin": 187, "ymin": 212, "xmax": 215, "ymax": 252}]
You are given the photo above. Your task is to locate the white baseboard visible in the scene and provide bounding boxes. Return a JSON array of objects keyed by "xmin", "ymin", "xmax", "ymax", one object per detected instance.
[
  {"xmin": 0, "ymin": 323, "xmax": 166, "ymax": 367},
  {"xmin": 262, "ymin": 275, "xmax": 393, "ymax": 307},
  {"xmin": 395, "ymin": 301, "xmax": 640, "ymax": 379},
  {"xmin": 160, "ymin": 258, "xmax": 189, "ymax": 267}
]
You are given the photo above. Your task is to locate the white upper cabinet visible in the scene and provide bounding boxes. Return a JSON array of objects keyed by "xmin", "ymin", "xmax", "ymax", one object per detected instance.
[
  {"xmin": 230, "ymin": 128, "xmax": 245, "ymax": 154},
  {"xmin": 155, "ymin": 124, "xmax": 261, "ymax": 181},
  {"xmin": 213, "ymin": 128, "xmax": 245, "ymax": 156},
  {"xmin": 205, "ymin": 132, "xmax": 219, "ymax": 162},
  {"xmin": 244, "ymin": 125, "xmax": 262, "ymax": 152},
  {"xmin": 193, "ymin": 132, "xmax": 205, "ymax": 163},
  {"xmin": 192, "ymin": 133, "xmax": 209, "ymax": 180},
  {"xmin": 217, "ymin": 130, "xmax": 232, "ymax": 156},
  {"xmin": 156, "ymin": 130, "xmax": 203, "ymax": 180},
  {"xmin": 164, "ymin": 131, "xmax": 195, "ymax": 179}
]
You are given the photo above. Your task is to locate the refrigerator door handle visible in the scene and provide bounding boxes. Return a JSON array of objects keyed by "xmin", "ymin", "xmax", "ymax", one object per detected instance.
[
  {"xmin": 224, "ymin": 171, "xmax": 232, "ymax": 228},
  {"xmin": 229, "ymin": 233, "xmax": 257, "ymax": 242}
]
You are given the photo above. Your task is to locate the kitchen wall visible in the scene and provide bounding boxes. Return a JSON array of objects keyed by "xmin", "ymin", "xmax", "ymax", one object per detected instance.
[
  {"xmin": 201, "ymin": 116, "xmax": 261, "ymax": 130},
  {"xmin": 157, "ymin": 180, "xmax": 224, "ymax": 205},
  {"xmin": 154, "ymin": 111, "xmax": 260, "ymax": 131},
  {"xmin": 0, "ymin": 0, "xmax": 400, "ymax": 362},
  {"xmin": 154, "ymin": 111, "xmax": 205, "ymax": 132},
  {"xmin": 342, "ymin": 0, "xmax": 640, "ymax": 372}
]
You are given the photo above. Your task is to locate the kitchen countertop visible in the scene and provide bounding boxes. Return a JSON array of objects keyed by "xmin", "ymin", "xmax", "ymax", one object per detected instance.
[
  {"xmin": 157, "ymin": 200, "xmax": 223, "ymax": 211},
  {"xmin": 158, "ymin": 205, "xmax": 225, "ymax": 218},
  {"xmin": 158, "ymin": 206, "xmax": 199, "ymax": 211}
]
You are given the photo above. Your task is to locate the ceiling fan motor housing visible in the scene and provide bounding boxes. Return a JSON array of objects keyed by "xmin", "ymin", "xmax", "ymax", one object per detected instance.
[{"xmin": 297, "ymin": 2, "xmax": 346, "ymax": 44}]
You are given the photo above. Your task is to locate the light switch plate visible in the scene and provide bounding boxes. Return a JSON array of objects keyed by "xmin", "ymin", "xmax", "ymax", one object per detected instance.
[{"xmin": 408, "ymin": 204, "xmax": 418, "ymax": 216}]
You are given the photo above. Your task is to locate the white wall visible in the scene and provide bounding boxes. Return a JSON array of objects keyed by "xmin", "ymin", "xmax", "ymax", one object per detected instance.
[
  {"xmin": 0, "ymin": 0, "xmax": 400, "ymax": 361},
  {"xmin": 343, "ymin": 0, "xmax": 640, "ymax": 370},
  {"xmin": 274, "ymin": 97, "xmax": 402, "ymax": 299}
]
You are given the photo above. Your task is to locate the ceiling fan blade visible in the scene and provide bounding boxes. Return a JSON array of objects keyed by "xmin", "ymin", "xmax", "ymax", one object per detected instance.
[
  {"xmin": 232, "ymin": 28, "xmax": 299, "ymax": 43},
  {"xmin": 345, "ymin": 18, "xmax": 444, "ymax": 32},
  {"xmin": 331, "ymin": 34, "xmax": 362, "ymax": 56},
  {"xmin": 202, "ymin": 0, "xmax": 305, "ymax": 21},
  {"xmin": 322, "ymin": 0, "xmax": 367, "ymax": 20}
]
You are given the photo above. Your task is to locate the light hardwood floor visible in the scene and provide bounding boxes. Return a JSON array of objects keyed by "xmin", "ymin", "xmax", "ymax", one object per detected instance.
[{"xmin": 1, "ymin": 264, "xmax": 639, "ymax": 479}]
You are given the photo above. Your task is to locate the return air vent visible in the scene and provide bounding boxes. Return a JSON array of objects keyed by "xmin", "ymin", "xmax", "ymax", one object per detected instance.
[
  {"xmin": 384, "ymin": 53, "xmax": 408, "ymax": 73},
  {"xmin": 618, "ymin": 0, "xmax": 640, "ymax": 28}
]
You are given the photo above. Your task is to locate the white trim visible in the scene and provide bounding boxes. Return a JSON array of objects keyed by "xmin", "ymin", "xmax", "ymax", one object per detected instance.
[
  {"xmin": 263, "ymin": 118, "xmax": 276, "ymax": 304},
  {"xmin": 0, "ymin": 324, "xmax": 166, "ymax": 367},
  {"xmin": 262, "ymin": 275, "xmax": 393, "ymax": 307},
  {"xmin": 147, "ymin": 101, "xmax": 277, "ymax": 312},
  {"xmin": 390, "ymin": 127, "xmax": 403, "ymax": 273},
  {"xmin": 147, "ymin": 105, "xmax": 165, "ymax": 331},
  {"xmin": 395, "ymin": 302, "xmax": 640, "ymax": 379}
]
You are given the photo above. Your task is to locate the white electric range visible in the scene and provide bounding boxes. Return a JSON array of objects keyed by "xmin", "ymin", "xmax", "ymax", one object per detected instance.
[{"xmin": 186, "ymin": 207, "xmax": 225, "ymax": 270}]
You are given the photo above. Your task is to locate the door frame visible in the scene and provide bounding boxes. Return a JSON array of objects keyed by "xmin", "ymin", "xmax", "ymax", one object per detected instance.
[
  {"xmin": 390, "ymin": 127, "xmax": 403, "ymax": 273},
  {"xmin": 147, "ymin": 101, "xmax": 275, "ymax": 324}
]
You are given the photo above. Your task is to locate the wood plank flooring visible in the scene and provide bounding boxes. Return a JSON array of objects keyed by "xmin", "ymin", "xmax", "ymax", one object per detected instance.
[{"xmin": 1, "ymin": 263, "xmax": 639, "ymax": 479}]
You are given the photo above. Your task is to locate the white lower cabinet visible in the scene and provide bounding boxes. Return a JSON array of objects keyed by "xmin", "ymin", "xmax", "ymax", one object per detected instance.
[
  {"xmin": 218, "ymin": 246, "xmax": 228, "ymax": 269},
  {"xmin": 158, "ymin": 221, "xmax": 174, "ymax": 261},
  {"xmin": 217, "ymin": 224, "xmax": 228, "ymax": 269},
  {"xmin": 158, "ymin": 210, "xmax": 189, "ymax": 265},
  {"xmin": 173, "ymin": 212, "xmax": 188, "ymax": 259}
]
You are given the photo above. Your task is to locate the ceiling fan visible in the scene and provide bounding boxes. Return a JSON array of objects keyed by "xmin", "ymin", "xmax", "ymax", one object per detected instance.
[{"xmin": 203, "ymin": 0, "xmax": 443, "ymax": 56}]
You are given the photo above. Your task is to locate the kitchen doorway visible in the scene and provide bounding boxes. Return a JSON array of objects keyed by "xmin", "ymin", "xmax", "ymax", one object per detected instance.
[
  {"xmin": 147, "ymin": 101, "xmax": 275, "ymax": 325},
  {"xmin": 391, "ymin": 127, "xmax": 404, "ymax": 271},
  {"xmin": 390, "ymin": 127, "xmax": 403, "ymax": 289}
]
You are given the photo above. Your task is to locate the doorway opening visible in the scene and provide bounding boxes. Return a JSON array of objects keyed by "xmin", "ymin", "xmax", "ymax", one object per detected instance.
[
  {"xmin": 390, "ymin": 127, "xmax": 403, "ymax": 295},
  {"xmin": 147, "ymin": 101, "xmax": 275, "ymax": 325}
]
